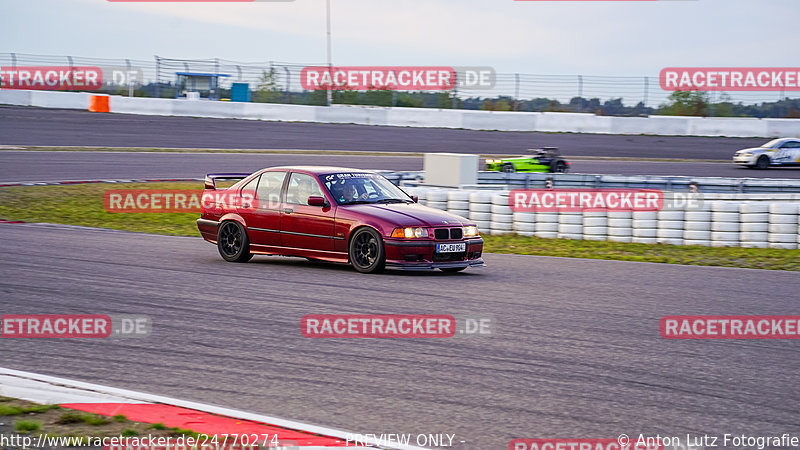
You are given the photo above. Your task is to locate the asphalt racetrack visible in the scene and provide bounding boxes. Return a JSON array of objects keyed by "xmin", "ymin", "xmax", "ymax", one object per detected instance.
[
  {"xmin": 1, "ymin": 224, "xmax": 799, "ymax": 449},
  {"xmin": 0, "ymin": 105, "xmax": 772, "ymax": 160}
]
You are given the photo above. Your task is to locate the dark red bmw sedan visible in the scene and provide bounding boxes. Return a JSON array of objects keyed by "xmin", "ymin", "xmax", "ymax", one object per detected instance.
[{"xmin": 197, "ymin": 166, "xmax": 485, "ymax": 273}]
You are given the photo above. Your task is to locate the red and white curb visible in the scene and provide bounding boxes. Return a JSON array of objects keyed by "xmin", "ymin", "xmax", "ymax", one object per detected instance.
[{"xmin": 0, "ymin": 368, "xmax": 429, "ymax": 450}]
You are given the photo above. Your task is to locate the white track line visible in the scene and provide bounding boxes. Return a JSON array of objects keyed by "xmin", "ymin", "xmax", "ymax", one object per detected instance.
[{"xmin": 0, "ymin": 368, "xmax": 430, "ymax": 450}]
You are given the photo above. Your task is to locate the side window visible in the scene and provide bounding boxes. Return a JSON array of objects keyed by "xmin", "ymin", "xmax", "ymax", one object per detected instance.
[
  {"xmin": 286, "ymin": 173, "xmax": 324, "ymax": 206},
  {"xmin": 240, "ymin": 176, "xmax": 259, "ymax": 209},
  {"xmin": 256, "ymin": 172, "xmax": 286, "ymax": 210}
]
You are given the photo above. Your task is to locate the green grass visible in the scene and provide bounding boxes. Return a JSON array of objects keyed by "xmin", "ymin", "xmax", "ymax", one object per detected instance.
[
  {"xmin": 15, "ymin": 420, "xmax": 42, "ymax": 433},
  {"xmin": 150, "ymin": 423, "xmax": 167, "ymax": 430},
  {"xmin": 483, "ymin": 234, "xmax": 800, "ymax": 271},
  {"xmin": 55, "ymin": 411, "xmax": 109, "ymax": 426},
  {"xmin": 0, "ymin": 182, "xmax": 202, "ymax": 236},
  {"xmin": 0, "ymin": 182, "xmax": 798, "ymax": 271},
  {"xmin": 0, "ymin": 404, "xmax": 60, "ymax": 416},
  {"xmin": 113, "ymin": 414, "xmax": 128, "ymax": 422}
]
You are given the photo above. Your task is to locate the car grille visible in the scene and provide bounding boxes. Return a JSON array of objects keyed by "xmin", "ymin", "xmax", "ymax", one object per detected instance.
[{"xmin": 433, "ymin": 227, "xmax": 463, "ymax": 240}]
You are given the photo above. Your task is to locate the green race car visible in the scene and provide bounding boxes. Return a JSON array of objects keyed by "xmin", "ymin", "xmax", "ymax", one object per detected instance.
[{"xmin": 485, "ymin": 147, "xmax": 570, "ymax": 173}]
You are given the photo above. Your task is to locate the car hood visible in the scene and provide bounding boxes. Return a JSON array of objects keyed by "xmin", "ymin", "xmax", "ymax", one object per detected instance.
[
  {"xmin": 737, "ymin": 147, "xmax": 768, "ymax": 154},
  {"xmin": 347, "ymin": 203, "xmax": 470, "ymax": 227}
]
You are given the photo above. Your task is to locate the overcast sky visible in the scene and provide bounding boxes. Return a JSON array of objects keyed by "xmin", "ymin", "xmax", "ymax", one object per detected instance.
[{"xmin": 2, "ymin": 0, "xmax": 797, "ymax": 77}]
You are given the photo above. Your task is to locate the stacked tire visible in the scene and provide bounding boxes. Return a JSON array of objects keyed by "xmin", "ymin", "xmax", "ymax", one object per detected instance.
[
  {"xmin": 513, "ymin": 211, "xmax": 536, "ymax": 237},
  {"xmin": 683, "ymin": 202, "xmax": 712, "ymax": 246},
  {"xmin": 558, "ymin": 211, "xmax": 583, "ymax": 240},
  {"xmin": 606, "ymin": 210, "xmax": 633, "ymax": 243},
  {"xmin": 583, "ymin": 211, "xmax": 608, "ymax": 241},
  {"xmin": 468, "ymin": 192, "xmax": 493, "ymax": 234},
  {"xmin": 632, "ymin": 211, "xmax": 657, "ymax": 244},
  {"xmin": 710, "ymin": 201, "xmax": 740, "ymax": 247},
  {"xmin": 768, "ymin": 203, "xmax": 799, "ymax": 249},
  {"xmin": 534, "ymin": 212, "xmax": 558, "ymax": 239},
  {"xmin": 739, "ymin": 202, "xmax": 769, "ymax": 248},
  {"xmin": 656, "ymin": 206, "xmax": 684, "ymax": 246},
  {"xmin": 447, "ymin": 190, "xmax": 471, "ymax": 220},
  {"xmin": 426, "ymin": 190, "xmax": 448, "ymax": 211},
  {"xmin": 490, "ymin": 193, "xmax": 513, "ymax": 235}
]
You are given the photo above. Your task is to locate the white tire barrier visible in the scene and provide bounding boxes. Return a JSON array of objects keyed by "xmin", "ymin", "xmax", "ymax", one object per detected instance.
[
  {"xmin": 491, "ymin": 204, "xmax": 512, "ymax": 215},
  {"xmin": 447, "ymin": 200, "xmax": 470, "ymax": 211},
  {"xmin": 768, "ymin": 203, "xmax": 799, "ymax": 249},
  {"xmin": 514, "ymin": 222, "xmax": 536, "ymax": 233},
  {"xmin": 469, "ymin": 211, "xmax": 492, "ymax": 221},
  {"xmin": 469, "ymin": 202, "xmax": 492, "ymax": 213},
  {"xmin": 607, "ymin": 218, "xmax": 633, "ymax": 228},
  {"xmin": 427, "ymin": 190, "xmax": 448, "ymax": 202},
  {"xmin": 410, "ymin": 192, "xmax": 799, "ymax": 249},
  {"xmin": 513, "ymin": 212, "xmax": 536, "ymax": 223}
]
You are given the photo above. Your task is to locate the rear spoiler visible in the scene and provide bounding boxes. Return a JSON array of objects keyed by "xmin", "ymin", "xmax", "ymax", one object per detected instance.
[{"xmin": 204, "ymin": 173, "xmax": 251, "ymax": 190}]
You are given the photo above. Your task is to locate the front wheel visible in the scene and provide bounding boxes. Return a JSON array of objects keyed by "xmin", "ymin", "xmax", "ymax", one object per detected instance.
[
  {"xmin": 349, "ymin": 228, "xmax": 385, "ymax": 274},
  {"xmin": 502, "ymin": 163, "xmax": 516, "ymax": 173},
  {"xmin": 755, "ymin": 156, "xmax": 770, "ymax": 170},
  {"xmin": 217, "ymin": 221, "xmax": 253, "ymax": 262}
]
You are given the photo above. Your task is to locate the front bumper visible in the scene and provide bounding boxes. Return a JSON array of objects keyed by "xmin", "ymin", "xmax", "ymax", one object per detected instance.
[
  {"xmin": 733, "ymin": 155, "xmax": 757, "ymax": 165},
  {"xmin": 384, "ymin": 237, "xmax": 485, "ymax": 270}
]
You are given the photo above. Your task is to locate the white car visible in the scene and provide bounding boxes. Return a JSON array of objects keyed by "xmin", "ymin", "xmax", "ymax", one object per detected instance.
[{"xmin": 733, "ymin": 138, "xmax": 800, "ymax": 169}]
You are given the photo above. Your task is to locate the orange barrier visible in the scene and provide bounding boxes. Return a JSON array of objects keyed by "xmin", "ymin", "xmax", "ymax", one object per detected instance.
[{"xmin": 88, "ymin": 95, "xmax": 110, "ymax": 113}]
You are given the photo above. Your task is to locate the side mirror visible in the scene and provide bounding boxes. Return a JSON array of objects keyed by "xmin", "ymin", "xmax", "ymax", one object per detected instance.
[
  {"xmin": 307, "ymin": 196, "xmax": 327, "ymax": 207},
  {"xmin": 412, "ymin": 195, "xmax": 419, "ymax": 203}
]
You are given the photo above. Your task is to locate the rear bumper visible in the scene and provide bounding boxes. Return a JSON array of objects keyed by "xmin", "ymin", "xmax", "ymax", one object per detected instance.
[
  {"xmin": 197, "ymin": 218, "xmax": 220, "ymax": 242},
  {"xmin": 383, "ymin": 237, "xmax": 484, "ymax": 270}
]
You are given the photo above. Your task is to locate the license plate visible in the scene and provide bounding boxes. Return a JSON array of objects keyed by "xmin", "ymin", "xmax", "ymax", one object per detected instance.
[{"xmin": 436, "ymin": 242, "xmax": 466, "ymax": 253}]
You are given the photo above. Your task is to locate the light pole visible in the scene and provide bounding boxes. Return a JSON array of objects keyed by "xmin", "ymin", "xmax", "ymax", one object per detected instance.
[{"xmin": 326, "ymin": 0, "xmax": 332, "ymax": 106}]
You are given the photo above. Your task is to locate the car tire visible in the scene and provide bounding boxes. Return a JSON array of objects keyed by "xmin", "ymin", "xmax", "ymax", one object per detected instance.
[
  {"xmin": 217, "ymin": 221, "xmax": 253, "ymax": 263},
  {"xmin": 349, "ymin": 227, "xmax": 386, "ymax": 274},
  {"xmin": 502, "ymin": 163, "xmax": 516, "ymax": 173},
  {"xmin": 755, "ymin": 156, "xmax": 770, "ymax": 170},
  {"xmin": 440, "ymin": 267, "xmax": 466, "ymax": 273},
  {"xmin": 550, "ymin": 159, "xmax": 568, "ymax": 173}
]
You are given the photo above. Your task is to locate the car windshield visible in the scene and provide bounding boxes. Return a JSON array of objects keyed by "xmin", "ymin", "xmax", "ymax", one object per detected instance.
[
  {"xmin": 762, "ymin": 139, "xmax": 786, "ymax": 148},
  {"xmin": 321, "ymin": 172, "xmax": 413, "ymax": 205}
]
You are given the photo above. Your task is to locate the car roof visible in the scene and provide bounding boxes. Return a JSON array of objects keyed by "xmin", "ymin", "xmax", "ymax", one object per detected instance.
[
  {"xmin": 262, "ymin": 166, "xmax": 376, "ymax": 175},
  {"xmin": 766, "ymin": 138, "xmax": 800, "ymax": 145}
]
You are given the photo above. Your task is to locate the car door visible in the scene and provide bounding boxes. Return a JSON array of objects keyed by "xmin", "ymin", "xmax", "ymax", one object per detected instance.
[
  {"xmin": 280, "ymin": 172, "xmax": 337, "ymax": 252},
  {"xmin": 773, "ymin": 141, "xmax": 800, "ymax": 165},
  {"xmin": 784, "ymin": 141, "xmax": 800, "ymax": 164},
  {"xmin": 239, "ymin": 171, "xmax": 287, "ymax": 247}
]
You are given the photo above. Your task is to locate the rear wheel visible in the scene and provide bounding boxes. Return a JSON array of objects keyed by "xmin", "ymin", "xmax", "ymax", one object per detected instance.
[
  {"xmin": 755, "ymin": 156, "xmax": 770, "ymax": 170},
  {"xmin": 349, "ymin": 228, "xmax": 385, "ymax": 274},
  {"xmin": 502, "ymin": 163, "xmax": 516, "ymax": 173},
  {"xmin": 550, "ymin": 159, "xmax": 568, "ymax": 173},
  {"xmin": 217, "ymin": 221, "xmax": 253, "ymax": 262}
]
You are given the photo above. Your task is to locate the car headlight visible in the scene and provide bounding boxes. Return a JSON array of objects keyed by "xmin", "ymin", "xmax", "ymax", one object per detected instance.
[
  {"xmin": 742, "ymin": 152, "xmax": 752, "ymax": 157},
  {"xmin": 486, "ymin": 159, "xmax": 498, "ymax": 164},
  {"xmin": 463, "ymin": 226, "xmax": 479, "ymax": 237},
  {"xmin": 391, "ymin": 227, "xmax": 429, "ymax": 238}
]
